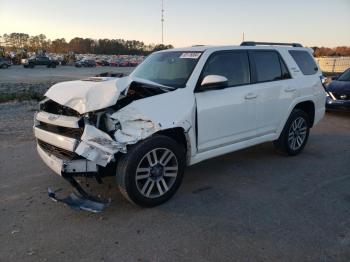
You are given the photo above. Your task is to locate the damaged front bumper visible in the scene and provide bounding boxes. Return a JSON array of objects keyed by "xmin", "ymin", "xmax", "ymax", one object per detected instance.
[
  {"xmin": 34, "ymin": 111, "xmax": 110, "ymax": 212},
  {"xmin": 34, "ymin": 97, "xmax": 162, "ymax": 212},
  {"xmin": 36, "ymin": 144, "xmax": 98, "ymax": 175}
]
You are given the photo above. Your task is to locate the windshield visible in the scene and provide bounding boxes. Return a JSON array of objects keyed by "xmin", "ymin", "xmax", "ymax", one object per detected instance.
[
  {"xmin": 338, "ymin": 69, "xmax": 350, "ymax": 81},
  {"xmin": 132, "ymin": 51, "xmax": 202, "ymax": 88}
]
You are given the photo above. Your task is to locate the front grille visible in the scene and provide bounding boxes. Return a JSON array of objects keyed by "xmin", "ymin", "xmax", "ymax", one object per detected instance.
[
  {"xmin": 333, "ymin": 93, "xmax": 350, "ymax": 100},
  {"xmin": 38, "ymin": 140, "xmax": 82, "ymax": 160},
  {"xmin": 40, "ymin": 99, "xmax": 81, "ymax": 117},
  {"xmin": 38, "ymin": 122, "xmax": 84, "ymax": 140}
]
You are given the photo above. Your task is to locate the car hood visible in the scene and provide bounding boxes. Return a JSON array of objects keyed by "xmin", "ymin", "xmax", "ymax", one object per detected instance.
[
  {"xmin": 45, "ymin": 77, "xmax": 130, "ymax": 114},
  {"xmin": 327, "ymin": 80, "xmax": 350, "ymax": 94}
]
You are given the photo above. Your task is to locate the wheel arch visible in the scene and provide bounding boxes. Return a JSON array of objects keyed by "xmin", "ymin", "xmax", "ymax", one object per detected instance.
[
  {"xmin": 293, "ymin": 100, "xmax": 315, "ymax": 127},
  {"xmin": 155, "ymin": 127, "xmax": 192, "ymax": 165}
]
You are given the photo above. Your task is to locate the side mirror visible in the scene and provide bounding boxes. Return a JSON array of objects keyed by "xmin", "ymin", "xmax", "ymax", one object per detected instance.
[
  {"xmin": 331, "ymin": 75, "xmax": 339, "ymax": 80},
  {"xmin": 200, "ymin": 75, "xmax": 228, "ymax": 89}
]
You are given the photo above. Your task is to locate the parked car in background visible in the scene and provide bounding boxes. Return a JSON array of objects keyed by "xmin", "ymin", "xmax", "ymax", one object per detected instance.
[
  {"xmin": 23, "ymin": 56, "xmax": 59, "ymax": 68},
  {"xmin": 119, "ymin": 60, "xmax": 130, "ymax": 67},
  {"xmin": 0, "ymin": 57, "xmax": 11, "ymax": 69},
  {"xmin": 108, "ymin": 59, "xmax": 120, "ymax": 67},
  {"xmin": 96, "ymin": 59, "xmax": 110, "ymax": 66},
  {"xmin": 75, "ymin": 59, "xmax": 96, "ymax": 67},
  {"xmin": 325, "ymin": 68, "xmax": 350, "ymax": 111}
]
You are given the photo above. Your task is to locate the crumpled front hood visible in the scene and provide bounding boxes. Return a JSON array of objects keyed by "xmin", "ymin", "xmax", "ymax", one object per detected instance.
[{"xmin": 45, "ymin": 77, "xmax": 130, "ymax": 114}]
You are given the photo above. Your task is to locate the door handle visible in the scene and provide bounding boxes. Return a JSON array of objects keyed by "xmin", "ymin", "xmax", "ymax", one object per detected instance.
[
  {"xmin": 244, "ymin": 93, "xmax": 258, "ymax": 100},
  {"xmin": 284, "ymin": 87, "xmax": 296, "ymax": 92}
]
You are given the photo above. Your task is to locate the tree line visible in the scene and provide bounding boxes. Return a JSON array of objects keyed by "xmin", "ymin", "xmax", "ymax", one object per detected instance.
[
  {"xmin": 1, "ymin": 33, "xmax": 350, "ymax": 57},
  {"xmin": 312, "ymin": 46, "xmax": 350, "ymax": 57},
  {"xmin": 0, "ymin": 33, "xmax": 173, "ymax": 55}
]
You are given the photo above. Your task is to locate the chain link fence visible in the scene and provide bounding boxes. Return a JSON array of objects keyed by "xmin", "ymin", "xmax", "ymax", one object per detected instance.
[{"xmin": 315, "ymin": 57, "xmax": 350, "ymax": 74}]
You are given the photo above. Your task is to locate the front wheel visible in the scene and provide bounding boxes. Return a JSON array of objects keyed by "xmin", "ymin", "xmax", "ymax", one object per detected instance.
[
  {"xmin": 274, "ymin": 109, "xmax": 310, "ymax": 156},
  {"xmin": 117, "ymin": 135, "xmax": 186, "ymax": 207}
]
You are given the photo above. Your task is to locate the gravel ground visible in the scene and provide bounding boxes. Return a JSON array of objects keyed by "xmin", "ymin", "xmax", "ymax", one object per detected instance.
[
  {"xmin": 0, "ymin": 98, "xmax": 350, "ymax": 261},
  {"xmin": 0, "ymin": 67, "xmax": 349, "ymax": 261}
]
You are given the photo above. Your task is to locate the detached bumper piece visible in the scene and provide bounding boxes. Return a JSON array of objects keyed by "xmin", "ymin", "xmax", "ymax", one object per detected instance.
[
  {"xmin": 48, "ymin": 175, "xmax": 107, "ymax": 213},
  {"xmin": 48, "ymin": 190, "xmax": 105, "ymax": 213}
]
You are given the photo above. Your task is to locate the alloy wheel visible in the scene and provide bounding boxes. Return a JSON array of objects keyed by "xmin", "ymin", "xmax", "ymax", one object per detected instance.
[
  {"xmin": 135, "ymin": 148, "xmax": 178, "ymax": 198},
  {"xmin": 288, "ymin": 117, "xmax": 307, "ymax": 150}
]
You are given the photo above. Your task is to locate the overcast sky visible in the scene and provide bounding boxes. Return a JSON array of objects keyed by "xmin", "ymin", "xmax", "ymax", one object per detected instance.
[{"xmin": 1, "ymin": 0, "xmax": 349, "ymax": 47}]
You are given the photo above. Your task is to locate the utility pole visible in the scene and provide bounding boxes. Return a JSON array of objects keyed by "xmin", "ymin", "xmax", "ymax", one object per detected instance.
[
  {"xmin": 161, "ymin": 0, "xmax": 164, "ymax": 45},
  {"xmin": 242, "ymin": 32, "xmax": 245, "ymax": 42}
]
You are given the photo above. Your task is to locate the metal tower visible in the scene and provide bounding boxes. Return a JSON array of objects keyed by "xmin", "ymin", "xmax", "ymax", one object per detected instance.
[{"xmin": 161, "ymin": 0, "xmax": 164, "ymax": 44}]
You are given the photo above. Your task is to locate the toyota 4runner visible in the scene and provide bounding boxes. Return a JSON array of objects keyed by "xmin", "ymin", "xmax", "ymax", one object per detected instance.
[{"xmin": 34, "ymin": 42, "xmax": 326, "ymax": 211}]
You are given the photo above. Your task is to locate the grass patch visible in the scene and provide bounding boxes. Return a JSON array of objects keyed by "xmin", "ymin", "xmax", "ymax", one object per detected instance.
[{"xmin": 0, "ymin": 91, "xmax": 44, "ymax": 103}]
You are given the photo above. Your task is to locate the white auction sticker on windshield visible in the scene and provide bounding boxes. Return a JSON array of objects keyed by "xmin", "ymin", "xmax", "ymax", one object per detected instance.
[{"xmin": 179, "ymin": 53, "xmax": 201, "ymax": 59}]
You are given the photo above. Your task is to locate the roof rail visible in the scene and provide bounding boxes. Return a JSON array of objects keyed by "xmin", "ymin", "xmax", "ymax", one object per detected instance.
[{"xmin": 240, "ymin": 41, "xmax": 303, "ymax": 47}]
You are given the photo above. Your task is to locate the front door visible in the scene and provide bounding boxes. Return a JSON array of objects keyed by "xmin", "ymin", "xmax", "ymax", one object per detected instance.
[{"xmin": 195, "ymin": 50, "xmax": 258, "ymax": 152}]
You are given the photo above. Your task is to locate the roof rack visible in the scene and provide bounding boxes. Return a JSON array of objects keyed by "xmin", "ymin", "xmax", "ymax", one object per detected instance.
[{"xmin": 240, "ymin": 41, "xmax": 303, "ymax": 47}]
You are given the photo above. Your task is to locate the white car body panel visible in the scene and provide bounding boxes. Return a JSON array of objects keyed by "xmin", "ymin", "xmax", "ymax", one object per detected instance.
[
  {"xmin": 195, "ymin": 85, "xmax": 256, "ymax": 152},
  {"xmin": 45, "ymin": 77, "xmax": 124, "ymax": 114}
]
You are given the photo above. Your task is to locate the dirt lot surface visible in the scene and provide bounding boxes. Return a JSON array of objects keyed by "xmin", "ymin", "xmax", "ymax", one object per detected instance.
[{"xmin": 0, "ymin": 68, "xmax": 349, "ymax": 261}]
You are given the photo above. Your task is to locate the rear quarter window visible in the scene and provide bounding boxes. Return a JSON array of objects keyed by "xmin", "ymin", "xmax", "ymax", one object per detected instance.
[{"xmin": 289, "ymin": 50, "xmax": 318, "ymax": 75}]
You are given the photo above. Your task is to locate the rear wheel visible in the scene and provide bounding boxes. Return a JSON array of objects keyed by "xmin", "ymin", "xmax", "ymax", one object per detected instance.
[
  {"xmin": 274, "ymin": 109, "xmax": 310, "ymax": 156},
  {"xmin": 117, "ymin": 135, "xmax": 186, "ymax": 207}
]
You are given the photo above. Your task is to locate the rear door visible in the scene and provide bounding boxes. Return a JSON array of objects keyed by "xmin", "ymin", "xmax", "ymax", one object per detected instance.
[
  {"xmin": 248, "ymin": 50, "xmax": 294, "ymax": 136},
  {"xmin": 195, "ymin": 50, "xmax": 257, "ymax": 152}
]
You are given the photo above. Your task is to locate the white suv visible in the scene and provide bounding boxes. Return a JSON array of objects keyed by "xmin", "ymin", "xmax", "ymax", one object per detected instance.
[{"xmin": 34, "ymin": 42, "xmax": 325, "ymax": 210}]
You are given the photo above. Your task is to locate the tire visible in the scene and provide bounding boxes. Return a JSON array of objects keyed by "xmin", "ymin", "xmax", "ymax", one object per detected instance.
[
  {"xmin": 274, "ymin": 109, "xmax": 310, "ymax": 156},
  {"xmin": 117, "ymin": 135, "xmax": 186, "ymax": 207}
]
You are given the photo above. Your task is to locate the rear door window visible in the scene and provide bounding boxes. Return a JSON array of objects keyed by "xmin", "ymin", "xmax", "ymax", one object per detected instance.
[
  {"xmin": 250, "ymin": 51, "xmax": 285, "ymax": 82},
  {"xmin": 289, "ymin": 50, "xmax": 318, "ymax": 75}
]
